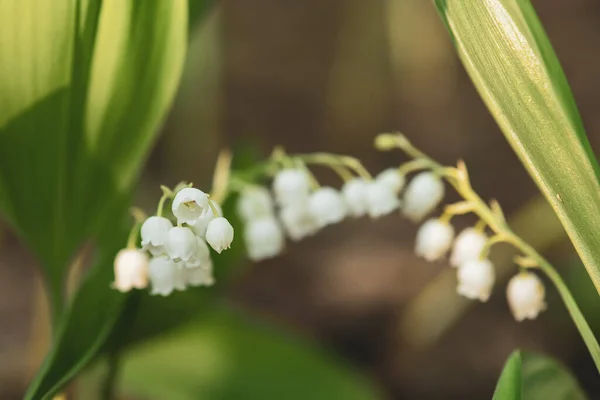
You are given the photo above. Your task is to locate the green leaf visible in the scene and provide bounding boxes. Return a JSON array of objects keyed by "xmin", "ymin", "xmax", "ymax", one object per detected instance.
[
  {"xmin": 119, "ymin": 304, "xmax": 383, "ymax": 400},
  {"xmin": 493, "ymin": 351, "xmax": 587, "ymax": 400},
  {"xmin": 434, "ymin": 0, "xmax": 600, "ymax": 295},
  {"xmin": 0, "ymin": 0, "xmax": 187, "ymax": 318}
]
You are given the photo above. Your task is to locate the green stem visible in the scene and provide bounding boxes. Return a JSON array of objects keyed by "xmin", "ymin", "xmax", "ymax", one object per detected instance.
[{"xmin": 101, "ymin": 351, "xmax": 120, "ymax": 400}]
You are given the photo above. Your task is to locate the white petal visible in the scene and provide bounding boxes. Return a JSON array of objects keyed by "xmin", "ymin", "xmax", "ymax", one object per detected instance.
[
  {"xmin": 171, "ymin": 187, "xmax": 210, "ymax": 225},
  {"xmin": 403, "ymin": 172, "xmax": 445, "ymax": 222},
  {"xmin": 507, "ymin": 272, "xmax": 546, "ymax": 321},
  {"xmin": 165, "ymin": 226, "xmax": 197, "ymax": 262},
  {"xmin": 237, "ymin": 187, "xmax": 274, "ymax": 221},
  {"xmin": 307, "ymin": 187, "xmax": 347, "ymax": 228},
  {"xmin": 450, "ymin": 228, "xmax": 487, "ymax": 267},
  {"xmin": 186, "ymin": 237, "xmax": 211, "ymax": 268},
  {"xmin": 279, "ymin": 202, "xmax": 319, "ymax": 241},
  {"xmin": 244, "ymin": 217, "xmax": 285, "ymax": 261},
  {"xmin": 342, "ymin": 178, "xmax": 369, "ymax": 218},
  {"xmin": 272, "ymin": 169, "xmax": 311, "ymax": 206},
  {"xmin": 205, "ymin": 217, "xmax": 234, "ymax": 253},
  {"xmin": 112, "ymin": 249, "xmax": 149, "ymax": 292},
  {"xmin": 186, "ymin": 261, "xmax": 215, "ymax": 287},
  {"xmin": 148, "ymin": 256, "xmax": 183, "ymax": 296},
  {"xmin": 415, "ymin": 219, "xmax": 455, "ymax": 262},
  {"xmin": 366, "ymin": 180, "xmax": 400, "ymax": 219},
  {"xmin": 190, "ymin": 202, "xmax": 222, "ymax": 238},
  {"xmin": 140, "ymin": 216, "xmax": 173, "ymax": 256},
  {"xmin": 456, "ymin": 259, "xmax": 495, "ymax": 302},
  {"xmin": 375, "ymin": 168, "xmax": 405, "ymax": 194}
]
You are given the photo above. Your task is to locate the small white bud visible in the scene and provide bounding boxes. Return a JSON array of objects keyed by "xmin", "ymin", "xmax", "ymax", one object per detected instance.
[
  {"xmin": 186, "ymin": 237, "xmax": 211, "ymax": 268},
  {"xmin": 456, "ymin": 259, "xmax": 495, "ymax": 302},
  {"xmin": 165, "ymin": 226, "xmax": 197, "ymax": 262},
  {"xmin": 244, "ymin": 217, "xmax": 285, "ymax": 261},
  {"xmin": 273, "ymin": 169, "xmax": 311, "ymax": 205},
  {"xmin": 171, "ymin": 187, "xmax": 210, "ymax": 225},
  {"xmin": 205, "ymin": 217, "xmax": 234, "ymax": 253},
  {"xmin": 148, "ymin": 255, "xmax": 187, "ymax": 296},
  {"xmin": 190, "ymin": 202, "xmax": 222, "ymax": 239},
  {"xmin": 237, "ymin": 187, "xmax": 274, "ymax": 221},
  {"xmin": 140, "ymin": 216, "xmax": 173, "ymax": 256},
  {"xmin": 185, "ymin": 260, "xmax": 215, "ymax": 287},
  {"xmin": 403, "ymin": 172, "xmax": 445, "ymax": 222},
  {"xmin": 450, "ymin": 228, "xmax": 487, "ymax": 267},
  {"xmin": 279, "ymin": 202, "xmax": 319, "ymax": 241},
  {"xmin": 342, "ymin": 178, "xmax": 369, "ymax": 218},
  {"xmin": 365, "ymin": 180, "xmax": 400, "ymax": 219},
  {"xmin": 415, "ymin": 219, "xmax": 455, "ymax": 261},
  {"xmin": 112, "ymin": 249, "xmax": 149, "ymax": 292},
  {"xmin": 507, "ymin": 272, "xmax": 546, "ymax": 321},
  {"xmin": 308, "ymin": 187, "xmax": 347, "ymax": 228},
  {"xmin": 375, "ymin": 168, "xmax": 405, "ymax": 194}
]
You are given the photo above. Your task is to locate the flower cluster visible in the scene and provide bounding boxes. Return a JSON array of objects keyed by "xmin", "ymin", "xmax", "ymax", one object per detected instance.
[
  {"xmin": 375, "ymin": 133, "xmax": 547, "ymax": 322},
  {"xmin": 236, "ymin": 156, "xmax": 428, "ymax": 261},
  {"xmin": 113, "ymin": 186, "xmax": 234, "ymax": 296}
]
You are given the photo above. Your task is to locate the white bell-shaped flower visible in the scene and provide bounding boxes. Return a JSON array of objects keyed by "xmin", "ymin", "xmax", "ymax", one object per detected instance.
[
  {"xmin": 365, "ymin": 180, "xmax": 400, "ymax": 219},
  {"xmin": 375, "ymin": 168, "xmax": 406, "ymax": 194},
  {"xmin": 450, "ymin": 228, "xmax": 487, "ymax": 268},
  {"xmin": 402, "ymin": 172, "xmax": 445, "ymax": 222},
  {"xmin": 342, "ymin": 178, "xmax": 369, "ymax": 218},
  {"xmin": 185, "ymin": 260, "xmax": 215, "ymax": 287},
  {"xmin": 112, "ymin": 249, "xmax": 149, "ymax": 292},
  {"xmin": 140, "ymin": 216, "xmax": 173, "ymax": 256},
  {"xmin": 237, "ymin": 187, "xmax": 274, "ymax": 221},
  {"xmin": 148, "ymin": 255, "xmax": 187, "ymax": 296},
  {"xmin": 456, "ymin": 259, "xmax": 495, "ymax": 302},
  {"xmin": 186, "ymin": 237, "xmax": 211, "ymax": 268},
  {"xmin": 308, "ymin": 187, "xmax": 347, "ymax": 228},
  {"xmin": 415, "ymin": 219, "xmax": 455, "ymax": 261},
  {"xmin": 507, "ymin": 272, "xmax": 546, "ymax": 321},
  {"xmin": 190, "ymin": 202, "xmax": 222, "ymax": 239},
  {"xmin": 272, "ymin": 169, "xmax": 311, "ymax": 205},
  {"xmin": 171, "ymin": 187, "xmax": 210, "ymax": 225},
  {"xmin": 165, "ymin": 226, "xmax": 197, "ymax": 262},
  {"xmin": 244, "ymin": 217, "xmax": 285, "ymax": 261},
  {"xmin": 279, "ymin": 202, "xmax": 319, "ymax": 241},
  {"xmin": 205, "ymin": 217, "xmax": 234, "ymax": 253}
]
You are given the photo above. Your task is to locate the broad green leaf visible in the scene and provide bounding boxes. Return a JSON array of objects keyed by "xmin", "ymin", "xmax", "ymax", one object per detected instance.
[
  {"xmin": 119, "ymin": 304, "xmax": 383, "ymax": 400},
  {"xmin": 434, "ymin": 0, "xmax": 600, "ymax": 295},
  {"xmin": 0, "ymin": 0, "xmax": 187, "ymax": 318},
  {"xmin": 493, "ymin": 351, "xmax": 587, "ymax": 400}
]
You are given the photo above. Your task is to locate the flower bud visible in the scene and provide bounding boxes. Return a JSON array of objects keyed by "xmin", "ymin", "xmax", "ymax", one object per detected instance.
[
  {"xmin": 205, "ymin": 217, "xmax": 234, "ymax": 253},
  {"xmin": 308, "ymin": 187, "xmax": 347, "ymax": 228},
  {"xmin": 375, "ymin": 168, "xmax": 405, "ymax": 194},
  {"xmin": 365, "ymin": 180, "xmax": 400, "ymax": 219},
  {"xmin": 190, "ymin": 202, "xmax": 222, "ymax": 239},
  {"xmin": 140, "ymin": 216, "xmax": 173, "ymax": 256},
  {"xmin": 244, "ymin": 217, "xmax": 285, "ymax": 261},
  {"xmin": 415, "ymin": 219, "xmax": 454, "ymax": 261},
  {"xmin": 112, "ymin": 249, "xmax": 149, "ymax": 292},
  {"xmin": 185, "ymin": 261, "xmax": 215, "ymax": 287},
  {"xmin": 402, "ymin": 172, "xmax": 445, "ymax": 222},
  {"xmin": 273, "ymin": 169, "xmax": 311, "ymax": 205},
  {"xmin": 279, "ymin": 202, "xmax": 319, "ymax": 241},
  {"xmin": 450, "ymin": 228, "xmax": 487, "ymax": 267},
  {"xmin": 186, "ymin": 237, "xmax": 211, "ymax": 268},
  {"xmin": 342, "ymin": 178, "xmax": 369, "ymax": 218},
  {"xmin": 456, "ymin": 259, "xmax": 495, "ymax": 302},
  {"xmin": 148, "ymin": 255, "xmax": 187, "ymax": 296},
  {"xmin": 171, "ymin": 187, "xmax": 210, "ymax": 225},
  {"xmin": 506, "ymin": 272, "xmax": 546, "ymax": 321},
  {"xmin": 165, "ymin": 226, "xmax": 197, "ymax": 262},
  {"xmin": 237, "ymin": 187, "xmax": 274, "ymax": 221}
]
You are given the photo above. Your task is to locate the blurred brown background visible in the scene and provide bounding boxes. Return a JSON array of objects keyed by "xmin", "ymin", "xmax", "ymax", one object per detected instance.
[{"xmin": 3, "ymin": 0, "xmax": 600, "ymax": 398}]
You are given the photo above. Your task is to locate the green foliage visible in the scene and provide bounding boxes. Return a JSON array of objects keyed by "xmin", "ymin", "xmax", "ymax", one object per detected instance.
[
  {"xmin": 0, "ymin": 0, "xmax": 189, "ymax": 398},
  {"xmin": 492, "ymin": 351, "xmax": 587, "ymax": 400},
  {"xmin": 119, "ymin": 304, "xmax": 383, "ymax": 400},
  {"xmin": 434, "ymin": 0, "xmax": 600, "ymax": 295}
]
